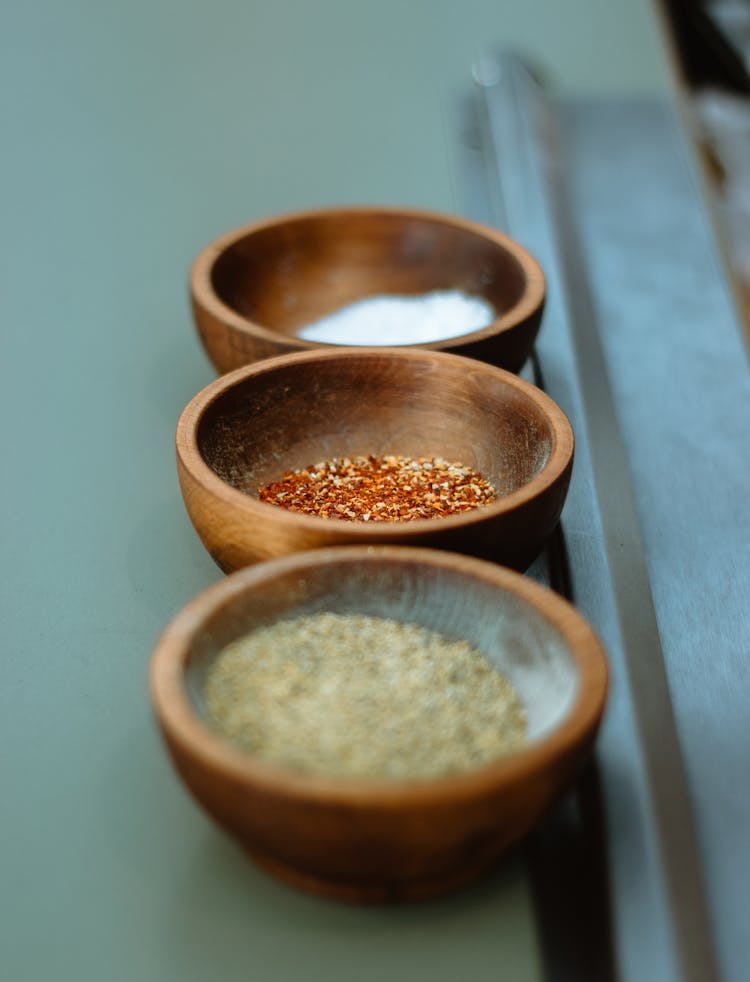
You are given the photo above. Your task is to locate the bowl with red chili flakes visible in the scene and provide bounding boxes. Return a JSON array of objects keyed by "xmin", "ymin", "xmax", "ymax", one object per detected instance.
[
  {"xmin": 190, "ymin": 206, "xmax": 545, "ymax": 374},
  {"xmin": 176, "ymin": 347, "xmax": 574, "ymax": 572}
]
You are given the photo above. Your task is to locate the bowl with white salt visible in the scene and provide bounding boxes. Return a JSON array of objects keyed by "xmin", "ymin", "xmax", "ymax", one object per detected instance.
[
  {"xmin": 150, "ymin": 545, "xmax": 608, "ymax": 902},
  {"xmin": 190, "ymin": 206, "xmax": 545, "ymax": 373}
]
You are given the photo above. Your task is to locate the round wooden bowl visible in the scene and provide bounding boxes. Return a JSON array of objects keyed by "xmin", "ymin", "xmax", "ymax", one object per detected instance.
[
  {"xmin": 190, "ymin": 206, "xmax": 545, "ymax": 373},
  {"xmin": 176, "ymin": 347, "xmax": 574, "ymax": 573},
  {"xmin": 150, "ymin": 546, "xmax": 608, "ymax": 902}
]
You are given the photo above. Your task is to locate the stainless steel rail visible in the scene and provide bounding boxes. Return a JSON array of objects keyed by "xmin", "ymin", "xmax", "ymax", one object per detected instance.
[{"xmin": 460, "ymin": 52, "xmax": 724, "ymax": 982}]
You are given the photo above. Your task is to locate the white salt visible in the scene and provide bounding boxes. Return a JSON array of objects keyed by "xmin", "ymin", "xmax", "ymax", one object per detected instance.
[{"xmin": 296, "ymin": 289, "xmax": 496, "ymax": 346}]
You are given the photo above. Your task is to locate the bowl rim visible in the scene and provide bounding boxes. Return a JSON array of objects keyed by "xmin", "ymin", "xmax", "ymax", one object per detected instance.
[
  {"xmin": 190, "ymin": 204, "xmax": 546, "ymax": 353},
  {"xmin": 176, "ymin": 346, "xmax": 575, "ymax": 537},
  {"xmin": 150, "ymin": 546, "xmax": 608, "ymax": 805}
]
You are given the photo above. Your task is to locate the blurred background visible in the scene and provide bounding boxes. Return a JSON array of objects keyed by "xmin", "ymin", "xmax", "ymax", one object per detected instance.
[
  {"xmin": 3, "ymin": 1, "xmax": 669, "ymax": 262},
  {"xmin": 661, "ymin": 0, "xmax": 750, "ymax": 333},
  {"xmin": 6, "ymin": 1, "xmax": 747, "ymax": 341}
]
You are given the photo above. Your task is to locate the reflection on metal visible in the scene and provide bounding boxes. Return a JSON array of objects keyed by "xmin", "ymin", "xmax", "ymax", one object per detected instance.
[{"xmin": 467, "ymin": 52, "xmax": 720, "ymax": 982}]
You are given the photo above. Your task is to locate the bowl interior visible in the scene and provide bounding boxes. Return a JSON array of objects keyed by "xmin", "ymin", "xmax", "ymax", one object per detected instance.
[
  {"xmin": 184, "ymin": 556, "xmax": 580, "ymax": 749},
  {"xmin": 210, "ymin": 211, "xmax": 529, "ymax": 338},
  {"xmin": 198, "ymin": 353, "xmax": 554, "ymax": 502}
]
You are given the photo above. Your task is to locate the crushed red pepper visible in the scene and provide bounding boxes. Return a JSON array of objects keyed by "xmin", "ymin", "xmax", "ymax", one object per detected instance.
[{"xmin": 258, "ymin": 454, "xmax": 497, "ymax": 522}]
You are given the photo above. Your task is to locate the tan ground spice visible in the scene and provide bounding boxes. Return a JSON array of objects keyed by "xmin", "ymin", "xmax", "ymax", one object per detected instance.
[
  {"xmin": 257, "ymin": 454, "xmax": 496, "ymax": 522},
  {"xmin": 203, "ymin": 612, "xmax": 527, "ymax": 780}
]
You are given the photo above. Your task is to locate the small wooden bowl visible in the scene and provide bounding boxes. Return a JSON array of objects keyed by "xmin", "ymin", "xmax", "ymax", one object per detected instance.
[
  {"xmin": 150, "ymin": 546, "xmax": 608, "ymax": 902},
  {"xmin": 191, "ymin": 206, "xmax": 545, "ymax": 373},
  {"xmin": 176, "ymin": 347, "xmax": 574, "ymax": 572}
]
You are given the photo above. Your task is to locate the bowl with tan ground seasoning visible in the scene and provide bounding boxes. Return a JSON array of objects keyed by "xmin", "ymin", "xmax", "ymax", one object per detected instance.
[
  {"xmin": 150, "ymin": 546, "xmax": 608, "ymax": 903},
  {"xmin": 176, "ymin": 347, "xmax": 574, "ymax": 572},
  {"xmin": 190, "ymin": 206, "xmax": 545, "ymax": 374}
]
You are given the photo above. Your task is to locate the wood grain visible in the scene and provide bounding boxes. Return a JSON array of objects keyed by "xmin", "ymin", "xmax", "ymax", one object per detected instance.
[
  {"xmin": 150, "ymin": 546, "xmax": 608, "ymax": 902},
  {"xmin": 175, "ymin": 347, "xmax": 574, "ymax": 572},
  {"xmin": 190, "ymin": 206, "xmax": 546, "ymax": 373}
]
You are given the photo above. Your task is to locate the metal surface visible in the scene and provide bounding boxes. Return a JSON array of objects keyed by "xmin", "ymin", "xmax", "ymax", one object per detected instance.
[{"xmin": 463, "ymin": 52, "xmax": 749, "ymax": 982}]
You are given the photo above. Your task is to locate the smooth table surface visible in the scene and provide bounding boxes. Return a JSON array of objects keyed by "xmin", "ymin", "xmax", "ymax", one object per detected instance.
[{"xmin": 3, "ymin": 3, "xmax": 748, "ymax": 982}]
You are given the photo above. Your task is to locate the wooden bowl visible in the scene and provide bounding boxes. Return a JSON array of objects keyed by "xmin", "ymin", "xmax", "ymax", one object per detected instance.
[
  {"xmin": 150, "ymin": 546, "xmax": 608, "ymax": 902},
  {"xmin": 176, "ymin": 347, "xmax": 574, "ymax": 572},
  {"xmin": 190, "ymin": 206, "xmax": 545, "ymax": 373}
]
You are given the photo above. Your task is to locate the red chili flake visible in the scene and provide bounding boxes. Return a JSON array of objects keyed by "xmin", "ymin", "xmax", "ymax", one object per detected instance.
[{"xmin": 258, "ymin": 455, "xmax": 497, "ymax": 522}]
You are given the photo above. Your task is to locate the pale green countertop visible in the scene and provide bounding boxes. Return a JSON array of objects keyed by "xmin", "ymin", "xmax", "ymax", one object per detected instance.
[{"xmin": 2, "ymin": 3, "xmax": 666, "ymax": 980}]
